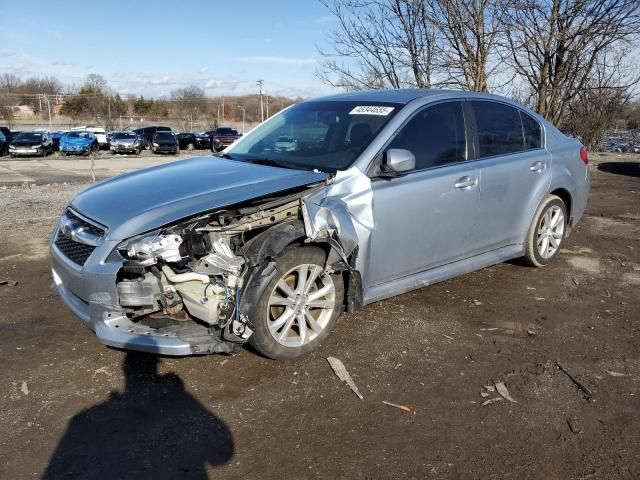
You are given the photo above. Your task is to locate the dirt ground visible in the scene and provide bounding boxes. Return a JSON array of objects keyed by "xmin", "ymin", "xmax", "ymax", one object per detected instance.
[{"xmin": 0, "ymin": 153, "xmax": 639, "ymax": 479}]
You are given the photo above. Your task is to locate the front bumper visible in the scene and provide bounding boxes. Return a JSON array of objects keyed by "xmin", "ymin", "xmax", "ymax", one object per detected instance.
[
  {"xmin": 9, "ymin": 147, "xmax": 40, "ymax": 155},
  {"xmin": 154, "ymin": 145, "xmax": 178, "ymax": 153},
  {"xmin": 111, "ymin": 144, "xmax": 139, "ymax": 153},
  {"xmin": 61, "ymin": 145, "xmax": 91, "ymax": 154},
  {"xmin": 50, "ymin": 226, "xmax": 195, "ymax": 355}
]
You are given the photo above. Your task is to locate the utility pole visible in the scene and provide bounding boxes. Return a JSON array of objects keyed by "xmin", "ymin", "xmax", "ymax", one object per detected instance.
[
  {"xmin": 257, "ymin": 80, "xmax": 264, "ymax": 122},
  {"xmin": 266, "ymin": 96, "xmax": 270, "ymax": 119},
  {"xmin": 42, "ymin": 94, "xmax": 52, "ymax": 127},
  {"xmin": 237, "ymin": 105, "xmax": 246, "ymax": 134},
  {"xmin": 221, "ymin": 97, "xmax": 224, "ymax": 124},
  {"xmin": 108, "ymin": 96, "xmax": 111, "ymax": 130}
]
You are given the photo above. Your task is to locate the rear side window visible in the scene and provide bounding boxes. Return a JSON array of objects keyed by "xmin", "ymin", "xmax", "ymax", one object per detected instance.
[
  {"xmin": 520, "ymin": 111, "xmax": 542, "ymax": 149},
  {"xmin": 471, "ymin": 101, "xmax": 524, "ymax": 157},
  {"xmin": 388, "ymin": 101, "xmax": 466, "ymax": 170}
]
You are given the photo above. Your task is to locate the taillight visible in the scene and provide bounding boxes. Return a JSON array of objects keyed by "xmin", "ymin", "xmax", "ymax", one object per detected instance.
[{"xmin": 580, "ymin": 146, "xmax": 588, "ymax": 165}]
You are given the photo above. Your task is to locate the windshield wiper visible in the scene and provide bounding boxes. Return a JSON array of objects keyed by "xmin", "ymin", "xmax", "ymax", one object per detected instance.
[{"xmin": 244, "ymin": 157, "xmax": 312, "ymax": 171}]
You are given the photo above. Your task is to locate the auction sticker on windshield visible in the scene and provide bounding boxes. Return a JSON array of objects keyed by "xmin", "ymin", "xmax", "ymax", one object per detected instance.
[{"xmin": 349, "ymin": 106, "xmax": 395, "ymax": 116}]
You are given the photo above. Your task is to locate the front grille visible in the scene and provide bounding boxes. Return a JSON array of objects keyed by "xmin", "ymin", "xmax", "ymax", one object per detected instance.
[
  {"xmin": 54, "ymin": 209, "xmax": 105, "ymax": 266},
  {"xmin": 54, "ymin": 231, "xmax": 96, "ymax": 266}
]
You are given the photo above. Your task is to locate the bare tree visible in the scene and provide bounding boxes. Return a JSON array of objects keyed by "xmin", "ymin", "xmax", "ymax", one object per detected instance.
[
  {"xmin": 170, "ymin": 85, "xmax": 208, "ymax": 117},
  {"xmin": 428, "ymin": 0, "xmax": 512, "ymax": 91},
  {"xmin": 504, "ymin": 0, "xmax": 640, "ymax": 127},
  {"xmin": 317, "ymin": 0, "xmax": 437, "ymax": 89},
  {"xmin": 563, "ymin": 46, "xmax": 636, "ymax": 148},
  {"xmin": 0, "ymin": 73, "xmax": 22, "ymax": 92}
]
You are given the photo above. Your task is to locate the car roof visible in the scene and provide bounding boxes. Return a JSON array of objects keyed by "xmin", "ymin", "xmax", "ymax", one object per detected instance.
[{"xmin": 306, "ymin": 88, "xmax": 531, "ymax": 106}]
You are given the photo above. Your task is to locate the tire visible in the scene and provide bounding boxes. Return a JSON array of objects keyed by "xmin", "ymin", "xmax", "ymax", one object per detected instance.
[
  {"xmin": 523, "ymin": 194, "xmax": 567, "ymax": 267},
  {"xmin": 248, "ymin": 246, "xmax": 344, "ymax": 360},
  {"xmin": 187, "ymin": 143, "xmax": 194, "ymax": 151},
  {"xmin": 136, "ymin": 147, "xmax": 141, "ymax": 155}
]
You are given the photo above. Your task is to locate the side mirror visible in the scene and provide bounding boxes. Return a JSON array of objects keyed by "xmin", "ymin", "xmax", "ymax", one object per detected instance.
[{"xmin": 384, "ymin": 148, "xmax": 415, "ymax": 174}]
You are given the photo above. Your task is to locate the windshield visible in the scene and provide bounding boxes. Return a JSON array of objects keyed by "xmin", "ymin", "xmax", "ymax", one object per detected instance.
[
  {"xmin": 65, "ymin": 131, "xmax": 94, "ymax": 138},
  {"xmin": 225, "ymin": 101, "xmax": 401, "ymax": 171},
  {"xmin": 155, "ymin": 132, "xmax": 175, "ymax": 141},
  {"xmin": 112, "ymin": 132, "xmax": 136, "ymax": 139},
  {"xmin": 15, "ymin": 132, "xmax": 43, "ymax": 142}
]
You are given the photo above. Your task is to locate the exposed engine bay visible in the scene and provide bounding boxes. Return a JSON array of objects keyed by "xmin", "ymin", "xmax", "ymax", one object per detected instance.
[{"xmin": 113, "ymin": 184, "xmax": 363, "ymax": 354}]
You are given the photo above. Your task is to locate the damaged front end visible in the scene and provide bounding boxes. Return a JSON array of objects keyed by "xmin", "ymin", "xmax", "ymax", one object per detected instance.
[{"xmin": 110, "ymin": 180, "xmax": 364, "ymax": 355}]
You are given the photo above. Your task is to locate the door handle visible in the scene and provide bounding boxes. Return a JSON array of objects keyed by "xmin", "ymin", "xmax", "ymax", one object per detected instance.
[
  {"xmin": 529, "ymin": 161, "xmax": 546, "ymax": 173},
  {"xmin": 454, "ymin": 176, "xmax": 478, "ymax": 190}
]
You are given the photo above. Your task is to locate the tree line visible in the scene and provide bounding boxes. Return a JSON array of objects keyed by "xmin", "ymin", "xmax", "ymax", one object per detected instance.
[
  {"xmin": 317, "ymin": 0, "xmax": 640, "ymax": 148},
  {"xmin": 0, "ymin": 73, "xmax": 299, "ymax": 131}
]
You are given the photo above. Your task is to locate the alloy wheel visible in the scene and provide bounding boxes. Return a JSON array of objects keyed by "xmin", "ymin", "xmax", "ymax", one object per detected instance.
[
  {"xmin": 267, "ymin": 264, "xmax": 336, "ymax": 348},
  {"xmin": 536, "ymin": 205, "xmax": 565, "ymax": 259}
]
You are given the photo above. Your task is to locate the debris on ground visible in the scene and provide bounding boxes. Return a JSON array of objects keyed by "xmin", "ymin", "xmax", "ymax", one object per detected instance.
[
  {"xmin": 0, "ymin": 279, "xmax": 18, "ymax": 286},
  {"xmin": 327, "ymin": 357, "xmax": 363, "ymax": 400},
  {"xmin": 481, "ymin": 397, "xmax": 504, "ymax": 406},
  {"xmin": 527, "ymin": 327, "xmax": 537, "ymax": 336},
  {"xmin": 605, "ymin": 370, "xmax": 628, "ymax": 377},
  {"xmin": 443, "ymin": 334, "xmax": 454, "ymax": 340},
  {"xmin": 382, "ymin": 401, "xmax": 411, "ymax": 413},
  {"xmin": 495, "ymin": 382, "xmax": 517, "ymax": 403},
  {"xmin": 556, "ymin": 361, "xmax": 593, "ymax": 399},
  {"xmin": 20, "ymin": 381, "xmax": 29, "ymax": 395},
  {"xmin": 566, "ymin": 417, "xmax": 582, "ymax": 434}
]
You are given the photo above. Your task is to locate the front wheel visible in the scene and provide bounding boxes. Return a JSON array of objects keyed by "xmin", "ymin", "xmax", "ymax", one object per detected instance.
[
  {"xmin": 249, "ymin": 246, "xmax": 344, "ymax": 360},
  {"xmin": 186, "ymin": 143, "xmax": 195, "ymax": 151},
  {"xmin": 523, "ymin": 194, "xmax": 567, "ymax": 267}
]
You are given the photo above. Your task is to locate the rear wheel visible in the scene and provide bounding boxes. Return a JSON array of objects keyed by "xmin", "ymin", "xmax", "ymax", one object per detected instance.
[
  {"xmin": 187, "ymin": 143, "xmax": 195, "ymax": 151},
  {"xmin": 249, "ymin": 246, "xmax": 344, "ymax": 360},
  {"xmin": 523, "ymin": 194, "xmax": 567, "ymax": 267}
]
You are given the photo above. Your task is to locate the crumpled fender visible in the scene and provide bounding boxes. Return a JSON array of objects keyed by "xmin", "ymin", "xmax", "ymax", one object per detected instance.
[{"xmin": 301, "ymin": 166, "xmax": 373, "ymax": 262}]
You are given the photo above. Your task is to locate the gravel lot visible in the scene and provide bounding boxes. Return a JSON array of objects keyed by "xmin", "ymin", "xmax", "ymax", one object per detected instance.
[{"xmin": 0, "ymin": 153, "xmax": 639, "ymax": 479}]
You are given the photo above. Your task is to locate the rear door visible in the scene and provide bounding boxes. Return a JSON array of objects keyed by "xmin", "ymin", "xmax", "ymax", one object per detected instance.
[
  {"xmin": 366, "ymin": 101, "xmax": 480, "ymax": 287},
  {"xmin": 468, "ymin": 101, "xmax": 551, "ymax": 251}
]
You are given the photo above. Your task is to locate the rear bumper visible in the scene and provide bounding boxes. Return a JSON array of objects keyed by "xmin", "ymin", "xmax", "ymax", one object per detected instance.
[{"xmin": 50, "ymin": 230, "xmax": 195, "ymax": 356}]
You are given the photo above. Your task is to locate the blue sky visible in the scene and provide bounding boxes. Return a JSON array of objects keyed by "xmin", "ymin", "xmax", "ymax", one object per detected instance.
[{"xmin": 0, "ymin": 0, "xmax": 339, "ymax": 98}]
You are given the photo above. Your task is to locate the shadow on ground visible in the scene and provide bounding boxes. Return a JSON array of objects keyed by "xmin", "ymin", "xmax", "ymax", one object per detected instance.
[
  {"xmin": 597, "ymin": 161, "xmax": 640, "ymax": 177},
  {"xmin": 42, "ymin": 349, "xmax": 234, "ymax": 480}
]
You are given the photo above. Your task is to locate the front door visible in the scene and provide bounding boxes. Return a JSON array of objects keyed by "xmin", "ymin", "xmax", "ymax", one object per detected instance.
[{"xmin": 365, "ymin": 101, "xmax": 480, "ymax": 288}]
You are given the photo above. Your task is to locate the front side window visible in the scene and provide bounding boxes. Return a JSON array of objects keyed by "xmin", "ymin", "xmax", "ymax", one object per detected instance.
[
  {"xmin": 387, "ymin": 101, "xmax": 467, "ymax": 170},
  {"xmin": 226, "ymin": 101, "xmax": 401, "ymax": 172},
  {"xmin": 471, "ymin": 101, "xmax": 525, "ymax": 157}
]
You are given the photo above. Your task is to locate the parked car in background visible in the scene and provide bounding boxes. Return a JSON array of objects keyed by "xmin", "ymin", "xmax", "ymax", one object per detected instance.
[
  {"xmin": 0, "ymin": 126, "xmax": 14, "ymax": 145},
  {"xmin": 134, "ymin": 126, "xmax": 172, "ymax": 149},
  {"xmin": 70, "ymin": 126, "xmax": 108, "ymax": 149},
  {"xmin": 49, "ymin": 90, "xmax": 590, "ymax": 360},
  {"xmin": 176, "ymin": 132, "xmax": 212, "ymax": 150},
  {"xmin": 34, "ymin": 130, "xmax": 63, "ymax": 151},
  {"xmin": 60, "ymin": 131, "xmax": 99, "ymax": 156},
  {"xmin": 9, "ymin": 131, "xmax": 54, "ymax": 157},
  {"xmin": 50, "ymin": 131, "xmax": 63, "ymax": 151},
  {"xmin": 0, "ymin": 130, "xmax": 8, "ymax": 156},
  {"xmin": 274, "ymin": 135, "xmax": 297, "ymax": 152},
  {"xmin": 109, "ymin": 131, "xmax": 143, "ymax": 155},
  {"xmin": 151, "ymin": 131, "xmax": 178, "ymax": 154},
  {"xmin": 205, "ymin": 127, "xmax": 241, "ymax": 152}
]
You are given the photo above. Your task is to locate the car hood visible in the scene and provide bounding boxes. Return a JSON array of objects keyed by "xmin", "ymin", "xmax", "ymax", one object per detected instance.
[
  {"xmin": 112, "ymin": 138, "xmax": 137, "ymax": 145},
  {"xmin": 11, "ymin": 140, "xmax": 42, "ymax": 147},
  {"xmin": 62, "ymin": 137, "xmax": 93, "ymax": 145},
  {"xmin": 71, "ymin": 156, "xmax": 329, "ymax": 240}
]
